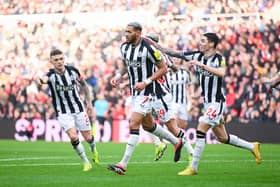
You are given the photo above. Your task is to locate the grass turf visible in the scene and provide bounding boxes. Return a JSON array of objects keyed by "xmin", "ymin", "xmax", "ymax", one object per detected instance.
[{"xmin": 0, "ymin": 140, "xmax": 279, "ymax": 187}]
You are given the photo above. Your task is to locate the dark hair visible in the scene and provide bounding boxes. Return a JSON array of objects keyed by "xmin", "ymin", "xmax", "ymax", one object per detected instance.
[
  {"xmin": 50, "ymin": 49, "xmax": 63, "ymax": 58},
  {"xmin": 127, "ymin": 22, "xmax": 142, "ymax": 31},
  {"xmin": 203, "ymin": 32, "xmax": 219, "ymax": 48},
  {"xmin": 146, "ymin": 33, "xmax": 159, "ymax": 43}
]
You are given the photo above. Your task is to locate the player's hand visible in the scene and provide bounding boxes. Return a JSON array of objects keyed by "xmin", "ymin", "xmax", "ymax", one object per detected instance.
[
  {"xmin": 119, "ymin": 82, "xmax": 128, "ymax": 89},
  {"xmin": 110, "ymin": 77, "xmax": 121, "ymax": 88},
  {"xmin": 187, "ymin": 101, "xmax": 194, "ymax": 113},
  {"xmin": 134, "ymin": 82, "xmax": 146, "ymax": 91},
  {"xmin": 117, "ymin": 82, "xmax": 128, "ymax": 95},
  {"xmin": 39, "ymin": 75, "xmax": 48, "ymax": 84},
  {"xmin": 170, "ymin": 64, "xmax": 178, "ymax": 72},
  {"xmin": 190, "ymin": 61, "xmax": 204, "ymax": 68}
]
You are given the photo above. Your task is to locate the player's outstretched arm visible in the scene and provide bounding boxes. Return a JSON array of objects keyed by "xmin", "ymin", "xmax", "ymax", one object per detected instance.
[
  {"xmin": 143, "ymin": 36, "xmax": 186, "ymax": 60},
  {"xmin": 163, "ymin": 49, "xmax": 185, "ymax": 60},
  {"xmin": 155, "ymin": 46, "xmax": 185, "ymax": 60}
]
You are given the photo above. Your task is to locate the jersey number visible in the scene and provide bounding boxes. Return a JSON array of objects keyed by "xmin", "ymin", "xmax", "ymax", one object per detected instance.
[
  {"xmin": 157, "ymin": 109, "xmax": 166, "ymax": 118},
  {"xmin": 206, "ymin": 108, "xmax": 217, "ymax": 119}
]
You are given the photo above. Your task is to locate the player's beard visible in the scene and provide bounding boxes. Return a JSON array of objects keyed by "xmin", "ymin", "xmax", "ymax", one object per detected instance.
[{"xmin": 130, "ymin": 34, "xmax": 138, "ymax": 45}]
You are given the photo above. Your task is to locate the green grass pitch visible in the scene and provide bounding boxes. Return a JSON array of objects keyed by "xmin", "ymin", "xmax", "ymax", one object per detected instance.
[{"xmin": 0, "ymin": 140, "xmax": 279, "ymax": 187}]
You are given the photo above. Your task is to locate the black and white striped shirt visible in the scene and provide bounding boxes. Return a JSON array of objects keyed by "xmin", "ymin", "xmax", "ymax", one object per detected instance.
[
  {"xmin": 47, "ymin": 65, "xmax": 84, "ymax": 115},
  {"xmin": 121, "ymin": 38, "xmax": 169, "ymax": 97},
  {"xmin": 183, "ymin": 51, "xmax": 225, "ymax": 103},
  {"xmin": 167, "ymin": 69, "xmax": 191, "ymax": 104}
]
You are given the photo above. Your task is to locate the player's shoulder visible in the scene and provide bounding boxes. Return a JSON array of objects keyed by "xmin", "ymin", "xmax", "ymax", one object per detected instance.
[
  {"xmin": 47, "ymin": 69, "xmax": 55, "ymax": 76},
  {"xmin": 213, "ymin": 53, "xmax": 226, "ymax": 67},
  {"xmin": 120, "ymin": 41, "xmax": 130, "ymax": 48},
  {"xmin": 213, "ymin": 52, "xmax": 224, "ymax": 60},
  {"xmin": 141, "ymin": 38, "xmax": 159, "ymax": 55},
  {"xmin": 65, "ymin": 65, "xmax": 80, "ymax": 73},
  {"xmin": 141, "ymin": 37, "xmax": 154, "ymax": 48}
]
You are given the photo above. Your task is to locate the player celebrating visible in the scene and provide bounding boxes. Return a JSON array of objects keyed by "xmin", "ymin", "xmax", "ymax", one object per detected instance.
[
  {"xmin": 145, "ymin": 33, "xmax": 194, "ymax": 161},
  {"xmin": 159, "ymin": 32, "xmax": 262, "ymax": 175},
  {"xmin": 38, "ymin": 49, "xmax": 99, "ymax": 171},
  {"xmin": 108, "ymin": 22, "xmax": 183, "ymax": 175}
]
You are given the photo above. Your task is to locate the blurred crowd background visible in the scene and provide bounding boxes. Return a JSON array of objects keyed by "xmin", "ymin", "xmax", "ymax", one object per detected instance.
[{"xmin": 0, "ymin": 0, "xmax": 279, "ymax": 125}]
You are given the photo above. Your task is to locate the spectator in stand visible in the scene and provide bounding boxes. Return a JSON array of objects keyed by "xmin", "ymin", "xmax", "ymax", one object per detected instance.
[
  {"xmin": 0, "ymin": 0, "xmax": 279, "ymax": 126},
  {"xmin": 93, "ymin": 92, "xmax": 109, "ymax": 141}
]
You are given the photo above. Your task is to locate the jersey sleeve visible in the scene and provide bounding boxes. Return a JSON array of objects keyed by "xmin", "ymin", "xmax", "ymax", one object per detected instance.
[
  {"xmin": 220, "ymin": 56, "xmax": 226, "ymax": 68},
  {"xmin": 150, "ymin": 45, "xmax": 162, "ymax": 64},
  {"xmin": 143, "ymin": 40, "xmax": 162, "ymax": 65},
  {"xmin": 68, "ymin": 66, "xmax": 83, "ymax": 81},
  {"xmin": 120, "ymin": 42, "xmax": 127, "ymax": 61},
  {"xmin": 183, "ymin": 51, "xmax": 202, "ymax": 61},
  {"xmin": 214, "ymin": 54, "xmax": 226, "ymax": 68}
]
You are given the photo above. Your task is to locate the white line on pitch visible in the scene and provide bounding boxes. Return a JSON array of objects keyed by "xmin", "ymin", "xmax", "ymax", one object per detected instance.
[{"xmin": 0, "ymin": 159, "xmax": 279, "ymax": 167}]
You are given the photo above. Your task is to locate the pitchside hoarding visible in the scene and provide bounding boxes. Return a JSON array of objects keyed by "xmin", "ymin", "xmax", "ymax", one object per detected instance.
[{"xmin": 0, "ymin": 118, "xmax": 279, "ymax": 143}]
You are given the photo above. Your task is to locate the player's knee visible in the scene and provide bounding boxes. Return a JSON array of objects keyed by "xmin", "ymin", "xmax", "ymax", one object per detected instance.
[
  {"xmin": 142, "ymin": 125, "xmax": 149, "ymax": 131},
  {"xmin": 71, "ymin": 139, "xmax": 80, "ymax": 148},
  {"xmin": 68, "ymin": 133, "xmax": 78, "ymax": 142},
  {"xmin": 130, "ymin": 119, "xmax": 141, "ymax": 129},
  {"xmin": 84, "ymin": 135, "xmax": 92, "ymax": 142},
  {"xmin": 144, "ymin": 123, "xmax": 157, "ymax": 133},
  {"xmin": 216, "ymin": 135, "xmax": 228, "ymax": 143}
]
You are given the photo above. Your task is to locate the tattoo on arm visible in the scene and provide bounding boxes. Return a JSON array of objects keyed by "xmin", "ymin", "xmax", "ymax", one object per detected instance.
[
  {"xmin": 163, "ymin": 49, "xmax": 185, "ymax": 60},
  {"xmin": 120, "ymin": 61, "xmax": 127, "ymax": 75},
  {"xmin": 80, "ymin": 80, "xmax": 92, "ymax": 105}
]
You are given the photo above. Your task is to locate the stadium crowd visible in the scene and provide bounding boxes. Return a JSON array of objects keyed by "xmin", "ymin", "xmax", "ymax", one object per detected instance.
[
  {"xmin": 0, "ymin": 0, "xmax": 274, "ymax": 15},
  {"xmin": 0, "ymin": 0, "xmax": 279, "ymax": 125}
]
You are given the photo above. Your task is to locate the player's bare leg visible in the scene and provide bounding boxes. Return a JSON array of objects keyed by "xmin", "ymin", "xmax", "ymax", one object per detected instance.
[{"xmin": 213, "ymin": 124, "xmax": 261, "ymax": 164}]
